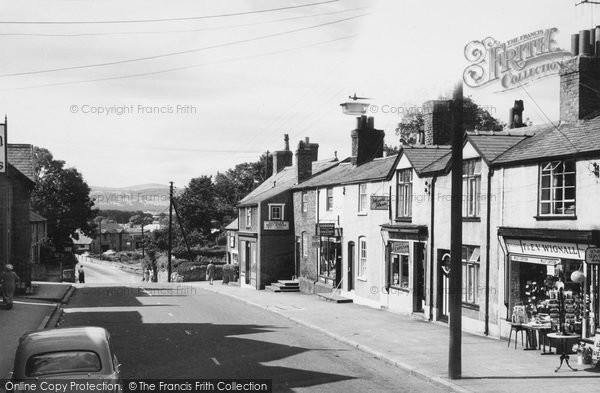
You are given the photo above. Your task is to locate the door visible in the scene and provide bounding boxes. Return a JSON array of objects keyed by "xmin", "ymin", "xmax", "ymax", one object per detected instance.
[
  {"xmin": 245, "ymin": 241, "xmax": 251, "ymax": 285},
  {"xmin": 347, "ymin": 242, "xmax": 355, "ymax": 291},
  {"xmin": 437, "ymin": 249, "xmax": 450, "ymax": 322},
  {"xmin": 414, "ymin": 243, "xmax": 425, "ymax": 313},
  {"xmin": 295, "ymin": 237, "xmax": 301, "ymax": 280}
]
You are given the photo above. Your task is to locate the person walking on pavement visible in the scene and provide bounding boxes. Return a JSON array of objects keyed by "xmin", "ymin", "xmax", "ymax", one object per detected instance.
[
  {"xmin": 77, "ymin": 264, "xmax": 85, "ymax": 284},
  {"xmin": 1, "ymin": 264, "xmax": 20, "ymax": 310},
  {"xmin": 207, "ymin": 262, "xmax": 215, "ymax": 285},
  {"xmin": 143, "ymin": 267, "xmax": 150, "ymax": 282}
]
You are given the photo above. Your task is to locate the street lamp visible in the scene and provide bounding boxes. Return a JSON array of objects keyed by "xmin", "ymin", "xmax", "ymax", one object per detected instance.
[{"xmin": 340, "ymin": 93, "xmax": 371, "ymax": 115}]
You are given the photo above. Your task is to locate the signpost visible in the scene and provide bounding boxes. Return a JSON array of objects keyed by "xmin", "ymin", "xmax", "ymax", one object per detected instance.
[{"xmin": 586, "ymin": 247, "xmax": 600, "ymax": 265}]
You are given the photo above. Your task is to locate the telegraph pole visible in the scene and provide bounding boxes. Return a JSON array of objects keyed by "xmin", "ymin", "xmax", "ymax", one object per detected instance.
[
  {"xmin": 167, "ymin": 181, "xmax": 173, "ymax": 283},
  {"xmin": 449, "ymin": 81, "xmax": 464, "ymax": 379}
]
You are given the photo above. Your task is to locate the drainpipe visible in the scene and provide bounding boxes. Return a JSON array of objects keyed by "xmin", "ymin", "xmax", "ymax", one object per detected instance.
[
  {"xmin": 429, "ymin": 176, "xmax": 436, "ymax": 322},
  {"xmin": 313, "ymin": 189, "xmax": 320, "ymax": 293},
  {"xmin": 484, "ymin": 167, "xmax": 493, "ymax": 335}
]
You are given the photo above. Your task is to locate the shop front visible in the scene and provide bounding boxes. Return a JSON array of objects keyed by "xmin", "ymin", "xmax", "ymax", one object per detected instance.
[
  {"xmin": 500, "ymin": 228, "xmax": 600, "ymax": 339},
  {"xmin": 316, "ymin": 222, "xmax": 343, "ymax": 288},
  {"xmin": 381, "ymin": 224, "xmax": 428, "ymax": 314}
]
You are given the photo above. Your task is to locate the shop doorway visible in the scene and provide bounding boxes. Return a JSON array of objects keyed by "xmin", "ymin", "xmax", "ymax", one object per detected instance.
[
  {"xmin": 347, "ymin": 241, "xmax": 355, "ymax": 291},
  {"xmin": 295, "ymin": 237, "xmax": 301, "ymax": 279},
  {"xmin": 244, "ymin": 241, "xmax": 251, "ymax": 285},
  {"xmin": 589, "ymin": 264, "xmax": 600, "ymax": 334},
  {"xmin": 414, "ymin": 243, "xmax": 426, "ymax": 313},
  {"xmin": 319, "ymin": 237, "xmax": 342, "ymax": 287},
  {"xmin": 437, "ymin": 249, "xmax": 450, "ymax": 322}
]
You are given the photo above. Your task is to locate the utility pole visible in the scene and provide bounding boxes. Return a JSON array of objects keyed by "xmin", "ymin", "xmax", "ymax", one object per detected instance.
[
  {"xmin": 141, "ymin": 224, "xmax": 145, "ymax": 259},
  {"xmin": 449, "ymin": 81, "xmax": 464, "ymax": 380},
  {"xmin": 167, "ymin": 181, "xmax": 173, "ymax": 283}
]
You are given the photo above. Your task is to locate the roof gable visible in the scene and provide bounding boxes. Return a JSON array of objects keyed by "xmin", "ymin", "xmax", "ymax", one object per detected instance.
[
  {"xmin": 7, "ymin": 144, "xmax": 35, "ymax": 183},
  {"xmin": 402, "ymin": 146, "xmax": 451, "ymax": 176}
]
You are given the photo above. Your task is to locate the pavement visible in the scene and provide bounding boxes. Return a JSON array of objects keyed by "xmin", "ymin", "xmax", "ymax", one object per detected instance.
[
  {"xmin": 0, "ymin": 281, "xmax": 72, "ymax": 378},
  {"xmin": 184, "ymin": 280, "xmax": 600, "ymax": 393}
]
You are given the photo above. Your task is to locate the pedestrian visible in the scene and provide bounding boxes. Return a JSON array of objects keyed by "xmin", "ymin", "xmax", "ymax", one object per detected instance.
[
  {"xmin": 77, "ymin": 264, "xmax": 85, "ymax": 284},
  {"xmin": 1, "ymin": 264, "xmax": 20, "ymax": 310},
  {"xmin": 207, "ymin": 262, "xmax": 215, "ymax": 285},
  {"xmin": 143, "ymin": 267, "xmax": 150, "ymax": 282}
]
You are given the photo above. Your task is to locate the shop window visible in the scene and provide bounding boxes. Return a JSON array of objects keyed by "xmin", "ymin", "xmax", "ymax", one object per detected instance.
[
  {"xmin": 358, "ymin": 237, "xmax": 367, "ymax": 278},
  {"xmin": 390, "ymin": 254, "xmax": 410, "ymax": 290},
  {"xmin": 269, "ymin": 204, "xmax": 284, "ymax": 220},
  {"xmin": 245, "ymin": 208, "xmax": 252, "ymax": 228},
  {"xmin": 462, "ymin": 159, "xmax": 481, "ymax": 218},
  {"xmin": 462, "ymin": 245, "xmax": 480, "ymax": 305},
  {"xmin": 539, "ymin": 160, "xmax": 576, "ymax": 216},
  {"xmin": 301, "ymin": 191, "xmax": 308, "ymax": 213},
  {"xmin": 326, "ymin": 187, "xmax": 334, "ymax": 211},
  {"xmin": 358, "ymin": 184, "xmax": 368, "ymax": 213},
  {"xmin": 229, "ymin": 235, "xmax": 236, "ymax": 248},
  {"xmin": 396, "ymin": 169, "xmax": 413, "ymax": 218},
  {"xmin": 302, "ymin": 232, "xmax": 308, "ymax": 257},
  {"xmin": 319, "ymin": 237, "xmax": 341, "ymax": 281}
]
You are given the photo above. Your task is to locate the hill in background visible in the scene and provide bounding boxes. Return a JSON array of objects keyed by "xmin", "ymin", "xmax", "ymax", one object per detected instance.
[{"xmin": 90, "ymin": 184, "xmax": 171, "ymax": 214}]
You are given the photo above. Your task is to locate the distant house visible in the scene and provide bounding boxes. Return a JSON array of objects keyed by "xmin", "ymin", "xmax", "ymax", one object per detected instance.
[
  {"xmin": 225, "ymin": 218, "xmax": 238, "ymax": 264},
  {"xmin": 72, "ymin": 230, "xmax": 93, "ymax": 254},
  {"xmin": 91, "ymin": 221, "xmax": 124, "ymax": 252},
  {"xmin": 0, "ymin": 134, "xmax": 36, "ymax": 289}
]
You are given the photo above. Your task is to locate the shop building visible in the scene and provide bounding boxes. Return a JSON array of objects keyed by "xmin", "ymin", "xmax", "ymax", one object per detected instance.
[
  {"xmin": 236, "ymin": 135, "xmax": 337, "ymax": 289},
  {"xmin": 225, "ymin": 218, "xmax": 239, "ymax": 264}
]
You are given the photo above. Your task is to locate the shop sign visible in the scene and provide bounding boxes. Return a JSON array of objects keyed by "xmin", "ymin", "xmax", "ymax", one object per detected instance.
[
  {"xmin": 586, "ymin": 247, "xmax": 600, "ymax": 265},
  {"xmin": 504, "ymin": 238, "xmax": 587, "ymax": 260},
  {"xmin": 510, "ymin": 254, "xmax": 560, "ymax": 266},
  {"xmin": 370, "ymin": 195, "xmax": 389, "ymax": 210},
  {"xmin": 0, "ymin": 123, "xmax": 6, "ymax": 174},
  {"xmin": 317, "ymin": 223, "xmax": 335, "ymax": 236},
  {"xmin": 263, "ymin": 221, "xmax": 289, "ymax": 230},
  {"xmin": 391, "ymin": 241, "xmax": 410, "ymax": 254}
]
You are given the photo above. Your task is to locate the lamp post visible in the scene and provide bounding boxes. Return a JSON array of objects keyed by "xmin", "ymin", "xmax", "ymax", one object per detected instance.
[{"xmin": 339, "ymin": 93, "xmax": 371, "ymax": 116}]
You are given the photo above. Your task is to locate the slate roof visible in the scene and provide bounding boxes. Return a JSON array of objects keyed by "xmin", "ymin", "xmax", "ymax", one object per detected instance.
[
  {"xmin": 7, "ymin": 144, "xmax": 35, "ymax": 183},
  {"xmin": 98, "ymin": 221, "xmax": 124, "ymax": 234},
  {"xmin": 466, "ymin": 131, "xmax": 532, "ymax": 164},
  {"xmin": 292, "ymin": 154, "xmax": 400, "ymax": 190},
  {"xmin": 225, "ymin": 218, "xmax": 239, "ymax": 231},
  {"xmin": 402, "ymin": 146, "xmax": 452, "ymax": 176},
  {"xmin": 29, "ymin": 210, "xmax": 47, "ymax": 222},
  {"xmin": 239, "ymin": 158, "xmax": 338, "ymax": 206},
  {"xmin": 493, "ymin": 118, "xmax": 600, "ymax": 165}
]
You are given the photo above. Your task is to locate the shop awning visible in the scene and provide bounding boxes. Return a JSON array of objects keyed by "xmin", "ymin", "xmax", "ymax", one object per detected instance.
[
  {"xmin": 381, "ymin": 224, "xmax": 428, "ymax": 241},
  {"xmin": 498, "ymin": 227, "xmax": 600, "ymax": 244}
]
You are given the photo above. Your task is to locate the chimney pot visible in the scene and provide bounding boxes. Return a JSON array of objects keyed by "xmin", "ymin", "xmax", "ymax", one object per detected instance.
[
  {"xmin": 367, "ymin": 116, "xmax": 374, "ymax": 129},
  {"xmin": 571, "ymin": 33, "xmax": 580, "ymax": 56},
  {"xmin": 580, "ymin": 30, "xmax": 592, "ymax": 56}
]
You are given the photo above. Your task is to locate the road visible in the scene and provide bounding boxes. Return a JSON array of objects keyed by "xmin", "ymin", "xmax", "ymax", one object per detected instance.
[
  {"xmin": 60, "ymin": 283, "xmax": 449, "ymax": 393},
  {"xmin": 75, "ymin": 255, "xmax": 142, "ymax": 285}
]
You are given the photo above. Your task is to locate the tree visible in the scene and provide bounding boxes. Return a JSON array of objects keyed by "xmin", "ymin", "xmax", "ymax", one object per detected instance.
[
  {"xmin": 393, "ymin": 96, "xmax": 506, "ymax": 147},
  {"xmin": 32, "ymin": 147, "xmax": 97, "ymax": 249},
  {"xmin": 129, "ymin": 212, "xmax": 154, "ymax": 226},
  {"xmin": 175, "ymin": 175, "xmax": 219, "ymax": 238}
]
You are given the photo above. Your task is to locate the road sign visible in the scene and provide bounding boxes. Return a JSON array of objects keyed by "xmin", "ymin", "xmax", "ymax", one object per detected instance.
[{"xmin": 586, "ymin": 247, "xmax": 600, "ymax": 265}]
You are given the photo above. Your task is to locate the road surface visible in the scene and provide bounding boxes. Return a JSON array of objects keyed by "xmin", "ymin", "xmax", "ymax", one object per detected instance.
[
  {"xmin": 60, "ymin": 284, "xmax": 449, "ymax": 393},
  {"xmin": 75, "ymin": 255, "xmax": 142, "ymax": 285}
]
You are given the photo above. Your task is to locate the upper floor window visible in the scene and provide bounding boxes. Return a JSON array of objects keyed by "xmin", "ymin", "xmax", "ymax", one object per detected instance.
[
  {"xmin": 358, "ymin": 237, "xmax": 367, "ymax": 278},
  {"xmin": 358, "ymin": 184, "xmax": 368, "ymax": 213},
  {"xmin": 301, "ymin": 191, "xmax": 308, "ymax": 213},
  {"xmin": 396, "ymin": 169, "xmax": 413, "ymax": 218},
  {"xmin": 326, "ymin": 188, "xmax": 334, "ymax": 211},
  {"xmin": 269, "ymin": 204, "xmax": 284, "ymax": 220},
  {"xmin": 463, "ymin": 159, "xmax": 481, "ymax": 218},
  {"xmin": 229, "ymin": 235, "xmax": 236, "ymax": 248},
  {"xmin": 539, "ymin": 160, "xmax": 576, "ymax": 216},
  {"xmin": 246, "ymin": 207, "xmax": 252, "ymax": 228}
]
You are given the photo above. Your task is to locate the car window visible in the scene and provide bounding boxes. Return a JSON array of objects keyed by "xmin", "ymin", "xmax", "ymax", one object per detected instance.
[{"xmin": 26, "ymin": 351, "xmax": 102, "ymax": 377}]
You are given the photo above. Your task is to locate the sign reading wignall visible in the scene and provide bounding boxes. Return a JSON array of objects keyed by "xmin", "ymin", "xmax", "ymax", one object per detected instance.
[
  {"xmin": 0, "ymin": 124, "xmax": 6, "ymax": 173},
  {"xmin": 505, "ymin": 238, "xmax": 588, "ymax": 260}
]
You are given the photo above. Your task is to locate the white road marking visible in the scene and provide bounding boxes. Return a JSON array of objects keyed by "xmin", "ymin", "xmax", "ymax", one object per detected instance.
[
  {"xmin": 13, "ymin": 300, "xmax": 57, "ymax": 306},
  {"xmin": 211, "ymin": 357, "xmax": 221, "ymax": 366},
  {"xmin": 140, "ymin": 287, "xmax": 153, "ymax": 296}
]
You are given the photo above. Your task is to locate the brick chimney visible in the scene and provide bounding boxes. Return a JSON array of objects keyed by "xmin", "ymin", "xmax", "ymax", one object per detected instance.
[
  {"xmin": 296, "ymin": 137, "xmax": 317, "ymax": 183},
  {"xmin": 272, "ymin": 134, "xmax": 293, "ymax": 176},
  {"xmin": 508, "ymin": 100, "xmax": 525, "ymax": 129},
  {"xmin": 423, "ymin": 100, "xmax": 453, "ymax": 145},
  {"xmin": 560, "ymin": 28, "xmax": 600, "ymax": 122},
  {"xmin": 351, "ymin": 115, "xmax": 385, "ymax": 166}
]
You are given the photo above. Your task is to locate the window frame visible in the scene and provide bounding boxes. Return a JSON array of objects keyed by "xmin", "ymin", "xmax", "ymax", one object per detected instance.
[
  {"xmin": 396, "ymin": 169, "xmax": 413, "ymax": 219},
  {"xmin": 245, "ymin": 207, "xmax": 252, "ymax": 228},
  {"xmin": 302, "ymin": 232, "xmax": 308, "ymax": 257},
  {"xmin": 462, "ymin": 159, "xmax": 482, "ymax": 218},
  {"xmin": 301, "ymin": 191, "xmax": 308, "ymax": 213},
  {"xmin": 326, "ymin": 187, "xmax": 334, "ymax": 211},
  {"xmin": 358, "ymin": 237, "xmax": 367, "ymax": 279},
  {"xmin": 389, "ymin": 253, "xmax": 410, "ymax": 291},
  {"xmin": 461, "ymin": 245, "xmax": 480, "ymax": 306},
  {"xmin": 358, "ymin": 184, "xmax": 368, "ymax": 213},
  {"xmin": 538, "ymin": 160, "xmax": 576, "ymax": 217},
  {"xmin": 268, "ymin": 203, "xmax": 285, "ymax": 221}
]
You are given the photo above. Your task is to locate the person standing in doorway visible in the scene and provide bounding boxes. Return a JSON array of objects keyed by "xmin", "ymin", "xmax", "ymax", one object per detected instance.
[
  {"xmin": 77, "ymin": 264, "xmax": 85, "ymax": 284},
  {"xmin": 207, "ymin": 262, "xmax": 215, "ymax": 285},
  {"xmin": 1, "ymin": 264, "xmax": 20, "ymax": 310}
]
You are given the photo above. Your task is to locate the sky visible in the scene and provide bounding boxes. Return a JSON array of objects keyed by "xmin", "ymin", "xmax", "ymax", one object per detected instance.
[{"xmin": 1, "ymin": 0, "xmax": 599, "ymax": 188}]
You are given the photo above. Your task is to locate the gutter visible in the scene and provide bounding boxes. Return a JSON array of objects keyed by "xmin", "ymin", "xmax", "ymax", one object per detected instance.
[
  {"xmin": 484, "ymin": 167, "xmax": 492, "ymax": 335},
  {"xmin": 429, "ymin": 176, "xmax": 436, "ymax": 322}
]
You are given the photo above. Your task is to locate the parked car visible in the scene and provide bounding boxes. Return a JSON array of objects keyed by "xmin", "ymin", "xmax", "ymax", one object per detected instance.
[
  {"xmin": 9, "ymin": 327, "xmax": 121, "ymax": 392},
  {"xmin": 61, "ymin": 268, "xmax": 75, "ymax": 282}
]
